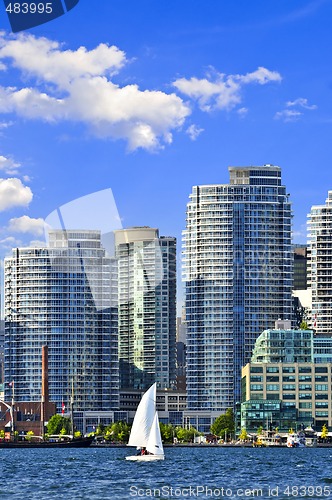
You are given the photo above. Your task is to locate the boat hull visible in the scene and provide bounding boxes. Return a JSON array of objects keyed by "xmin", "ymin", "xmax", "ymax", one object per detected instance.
[
  {"xmin": 0, "ymin": 437, "xmax": 94, "ymax": 448},
  {"xmin": 126, "ymin": 454, "xmax": 164, "ymax": 461}
]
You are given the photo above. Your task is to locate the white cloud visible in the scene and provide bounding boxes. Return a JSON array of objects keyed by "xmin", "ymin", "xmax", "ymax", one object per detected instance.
[
  {"xmin": 8, "ymin": 215, "xmax": 45, "ymax": 236},
  {"xmin": 173, "ymin": 66, "xmax": 281, "ymax": 112},
  {"xmin": 29, "ymin": 239, "xmax": 47, "ymax": 248},
  {"xmin": 0, "ymin": 178, "xmax": 33, "ymax": 211},
  {"xmin": 0, "ymin": 121, "xmax": 12, "ymax": 129},
  {"xmin": 286, "ymin": 98, "xmax": 317, "ymax": 110},
  {"xmin": 186, "ymin": 124, "xmax": 204, "ymax": 141},
  {"xmin": 275, "ymin": 97, "xmax": 317, "ymax": 122},
  {"xmin": 0, "ymin": 155, "xmax": 20, "ymax": 174},
  {"xmin": 0, "ymin": 33, "xmax": 191, "ymax": 151},
  {"xmin": 237, "ymin": 67, "xmax": 282, "ymax": 85},
  {"xmin": 0, "ymin": 35, "xmax": 127, "ymax": 86},
  {"xmin": 0, "ymin": 235, "xmax": 22, "ymax": 250},
  {"xmin": 274, "ymin": 109, "xmax": 302, "ymax": 121},
  {"xmin": 237, "ymin": 107, "xmax": 248, "ymax": 117}
]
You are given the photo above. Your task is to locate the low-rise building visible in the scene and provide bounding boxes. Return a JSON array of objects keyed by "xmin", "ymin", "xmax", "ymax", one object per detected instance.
[{"xmin": 241, "ymin": 322, "xmax": 332, "ymax": 433}]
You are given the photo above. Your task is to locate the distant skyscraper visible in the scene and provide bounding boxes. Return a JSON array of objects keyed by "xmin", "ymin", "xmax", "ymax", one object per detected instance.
[
  {"xmin": 4, "ymin": 230, "xmax": 119, "ymax": 412},
  {"xmin": 293, "ymin": 244, "xmax": 308, "ymax": 290},
  {"xmin": 183, "ymin": 165, "xmax": 293, "ymax": 412},
  {"xmin": 308, "ymin": 191, "xmax": 332, "ymax": 335},
  {"xmin": 114, "ymin": 227, "xmax": 176, "ymax": 391}
]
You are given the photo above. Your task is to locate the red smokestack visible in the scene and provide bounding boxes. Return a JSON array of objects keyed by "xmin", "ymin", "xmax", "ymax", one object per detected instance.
[{"xmin": 41, "ymin": 345, "xmax": 49, "ymax": 403}]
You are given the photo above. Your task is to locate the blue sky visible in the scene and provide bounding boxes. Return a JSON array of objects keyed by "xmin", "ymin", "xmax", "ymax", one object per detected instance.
[{"xmin": 0, "ymin": 0, "xmax": 331, "ymax": 276}]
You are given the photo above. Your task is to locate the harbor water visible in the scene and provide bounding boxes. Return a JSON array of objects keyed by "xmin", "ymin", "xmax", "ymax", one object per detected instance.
[{"xmin": 1, "ymin": 446, "xmax": 332, "ymax": 499}]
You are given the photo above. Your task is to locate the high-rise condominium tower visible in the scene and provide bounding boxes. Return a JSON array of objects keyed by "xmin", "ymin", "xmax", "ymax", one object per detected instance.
[
  {"xmin": 4, "ymin": 230, "xmax": 119, "ymax": 412},
  {"xmin": 308, "ymin": 191, "xmax": 332, "ymax": 335},
  {"xmin": 183, "ymin": 165, "xmax": 293, "ymax": 412},
  {"xmin": 114, "ymin": 227, "xmax": 176, "ymax": 391}
]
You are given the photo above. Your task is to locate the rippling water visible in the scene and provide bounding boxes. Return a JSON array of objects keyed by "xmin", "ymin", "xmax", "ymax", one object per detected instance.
[{"xmin": 1, "ymin": 446, "xmax": 332, "ymax": 499}]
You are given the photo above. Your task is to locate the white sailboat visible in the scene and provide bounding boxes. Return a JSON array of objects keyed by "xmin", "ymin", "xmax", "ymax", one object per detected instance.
[{"xmin": 126, "ymin": 383, "xmax": 165, "ymax": 461}]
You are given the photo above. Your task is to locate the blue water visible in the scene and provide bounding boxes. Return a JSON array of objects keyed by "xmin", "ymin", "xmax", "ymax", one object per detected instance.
[{"xmin": 1, "ymin": 446, "xmax": 332, "ymax": 499}]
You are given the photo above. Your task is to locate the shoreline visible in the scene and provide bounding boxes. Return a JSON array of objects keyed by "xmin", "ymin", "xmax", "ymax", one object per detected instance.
[{"xmin": 91, "ymin": 442, "xmax": 332, "ymax": 448}]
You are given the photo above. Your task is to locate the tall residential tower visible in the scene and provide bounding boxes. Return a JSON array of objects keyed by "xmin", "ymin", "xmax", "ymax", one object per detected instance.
[
  {"xmin": 114, "ymin": 227, "xmax": 176, "ymax": 391},
  {"xmin": 4, "ymin": 230, "xmax": 119, "ymax": 412},
  {"xmin": 308, "ymin": 191, "xmax": 332, "ymax": 335},
  {"xmin": 183, "ymin": 165, "xmax": 293, "ymax": 412}
]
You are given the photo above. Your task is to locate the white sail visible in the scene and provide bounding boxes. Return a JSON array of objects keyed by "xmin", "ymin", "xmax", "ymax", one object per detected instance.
[
  {"xmin": 146, "ymin": 412, "xmax": 164, "ymax": 456},
  {"xmin": 127, "ymin": 383, "xmax": 157, "ymax": 448}
]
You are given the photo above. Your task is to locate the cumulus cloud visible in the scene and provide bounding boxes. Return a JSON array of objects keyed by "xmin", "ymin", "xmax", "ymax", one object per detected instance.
[
  {"xmin": 237, "ymin": 107, "xmax": 248, "ymax": 117},
  {"xmin": 8, "ymin": 215, "xmax": 45, "ymax": 236},
  {"xmin": 29, "ymin": 239, "xmax": 47, "ymax": 247},
  {"xmin": 173, "ymin": 66, "xmax": 282, "ymax": 112},
  {"xmin": 275, "ymin": 97, "xmax": 317, "ymax": 122},
  {"xmin": 286, "ymin": 98, "xmax": 317, "ymax": 110},
  {"xmin": 0, "ymin": 121, "xmax": 12, "ymax": 129},
  {"xmin": 0, "ymin": 33, "xmax": 190, "ymax": 151},
  {"xmin": 0, "ymin": 235, "xmax": 22, "ymax": 250},
  {"xmin": 0, "ymin": 177, "xmax": 33, "ymax": 211},
  {"xmin": 186, "ymin": 124, "xmax": 204, "ymax": 141},
  {"xmin": 275, "ymin": 109, "xmax": 303, "ymax": 122},
  {"xmin": 0, "ymin": 154, "xmax": 20, "ymax": 174}
]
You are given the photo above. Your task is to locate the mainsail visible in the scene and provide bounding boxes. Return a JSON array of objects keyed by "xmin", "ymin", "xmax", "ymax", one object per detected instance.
[{"xmin": 127, "ymin": 383, "xmax": 157, "ymax": 448}]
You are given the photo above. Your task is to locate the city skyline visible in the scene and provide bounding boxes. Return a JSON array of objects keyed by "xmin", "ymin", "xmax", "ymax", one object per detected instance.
[{"xmin": 0, "ymin": 1, "xmax": 331, "ymax": 276}]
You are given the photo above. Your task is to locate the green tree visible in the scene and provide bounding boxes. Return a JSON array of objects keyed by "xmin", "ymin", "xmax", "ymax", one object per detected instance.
[
  {"xmin": 47, "ymin": 414, "xmax": 71, "ymax": 435},
  {"xmin": 160, "ymin": 423, "xmax": 174, "ymax": 443},
  {"xmin": 175, "ymin": 427, "xmax": 186, "ymax": 442},
  {"xmin": 239, "ymin": 428, "xmax": 248, "ymax": 441},
  {"xmin": 321, "ymin": 424, "xmax": 328, "ymax": 440},
  {"xmin": 300, "ymin": 321, "xmax": 309, "ymax": 330},
  {"xmin": 0, "ymin": 429, "xmax": 5, "ymax": 440},
  {"xmin": 257, "ymin": 426, "xmax": 263, "ymax": 436},
  {"xmin": 95, "ymin": 424, "xmax": 105, "ymax": 436},
  {"xmin": 26, "ymin": 430, "xmax": 34, "ymax": 441},
  {"xmin": 107, "ymin": 421, "xmax": 131, "ymax": 443},
  {"xmin": 210, "ymin": 408, "xmax": 235, "ymax": 438}
]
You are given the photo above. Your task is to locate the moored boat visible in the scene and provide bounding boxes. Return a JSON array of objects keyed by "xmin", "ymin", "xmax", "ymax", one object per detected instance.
[
  {"xmin": 286, "ymin": 431, "xmax": 306, "ymax": 447},
  {"xmin": 0, "ymin": 435, "xmax": 94, "ymax": 448}
]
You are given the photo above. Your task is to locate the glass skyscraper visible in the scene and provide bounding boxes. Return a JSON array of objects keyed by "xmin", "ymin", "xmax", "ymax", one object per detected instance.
[
  {"xmin": 308, "ymin": 190, "xmax": 332, "ymax": 336},
  {"xmin": 114, "ymin": 227, "xmax": 176, "ymax": 391},
  {"xmin": 183, "ymin": 165, "xmax": 293, "ymax": 412},
  {"xmin": 4, "ymin": 230, "xmax": 119, "ymax": 412}
]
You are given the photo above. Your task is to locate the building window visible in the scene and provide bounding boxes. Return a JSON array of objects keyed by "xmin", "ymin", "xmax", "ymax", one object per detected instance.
[
  {"xmin": 315, "ymin": 367, "xmax": 328, "ymax": 373},
  {"xmin": 266, "ymin": 384, "xmax": 279, "ymax": 391},
  {"xmin": 299, "ymin": 402, "xmax": 312, "ymax": 409},
  {"xmin": 266, "ymin": 367, "xmax": 279, "ymax": 373},
  {"xmin": 315, "ymin": 411, "xmax": 328, "ymax": 417},
  {"xmin": 315, "ymin": 384, "xmax": 328, "ymax": 391},
  {"xmin": 250, "ymin": 384, "xmax": 263, "ymax": 391},
  {"xmin": 283, "ymin": 394, "xmax": 295, "ymax": 400},
  {"xmin": 250, "ymin": 376, "xmax": 263, "ymax": 382},
  {"xmin": 299, "ymin": 384, "xmax": 312, "ymax": 391},
  {"xmin": 283, "ymin": 367, "xmax": 295, "ymax": 373},
  {"xmin": 251, "ymin": 366, "xmax": 263, "ymax": 373},
  {"xmin": 299, "ymin": 367, "xmax": 312, "ymax": 373}
]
